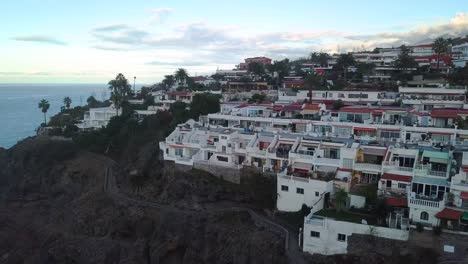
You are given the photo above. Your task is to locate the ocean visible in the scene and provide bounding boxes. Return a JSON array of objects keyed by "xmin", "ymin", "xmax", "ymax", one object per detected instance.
[{"xmin": 0, "ymin": 84, "xmax": 109, "ymax": 149}]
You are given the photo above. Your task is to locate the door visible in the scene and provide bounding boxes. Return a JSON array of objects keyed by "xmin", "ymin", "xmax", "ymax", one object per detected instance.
[
  {"xmin": 406, "ymin": 133, "xmax": 411, "ymax": 141},
  {"xmin": 386, "ymin": 180, "xmax": 392, "ymax": 188}
]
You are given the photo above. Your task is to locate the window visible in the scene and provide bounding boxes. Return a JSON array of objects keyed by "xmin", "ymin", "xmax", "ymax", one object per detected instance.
[
  {"xmin": 337, "ymin": 234, "xmax": 346, "ymax": 242},
  {"xmin": 398, "ymin": 183, "xmax": 407, "ymax": 189},
  {"xmin": 281, "ymin": 185, "xmax": 289, "ymax": 192},
  {"xmin": 420, "ymin": 211, "xmax": 429, "ymax": 221},
  {"xmin": 216, "ymin": 156, "xmax": 228, "ymax": 162},
  {"xmin": 296, "ymin": 188, "xmax": 304, "ymax": 194},
  {"xmin": 315, "ymin": 192, "xmax": 320, "ymax": 197},
  {"xmin": 310, "ymin": 231, "xmax": 320, "ymax": 238}
]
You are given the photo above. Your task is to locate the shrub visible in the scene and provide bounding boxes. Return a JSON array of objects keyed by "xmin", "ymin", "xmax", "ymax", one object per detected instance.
[
  {"xmin": 416, "ymin": 223, "xmax": 424, "ymax": 232},
  {"xmin": 433, "ymin": 225, "xmax": 442, "ymax": 236}
]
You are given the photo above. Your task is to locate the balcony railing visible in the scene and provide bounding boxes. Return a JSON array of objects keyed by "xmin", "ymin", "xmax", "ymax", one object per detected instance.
[
  {"xmin": 354, "ymin": 162, "xmax": 382, "ymax": 172},
  {"xmin": 314, "ymin": 157, "xmax": 340, "ymax": 166},
  {"xmin": 382, "ymin": 161, "xmax": 413, "ymax": 172},
  {"xmin": 409, "ymin": 196, "xmax": 444, "ymax": 209},
  {"xmin": 305, "ymin": 216, "xmax": 325, "ymax": 227}
]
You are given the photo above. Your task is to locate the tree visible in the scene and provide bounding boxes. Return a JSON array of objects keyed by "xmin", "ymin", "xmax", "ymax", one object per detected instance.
[
  {"xmin": 356, "ymin": 62, "xmax": 376, "ymax": 78},
  {"xmin": 108, "ymin": 73, "xmax": 132, "ymax": 115},
  {"xmin": 63, "ymin": 96, "xmax": 72, "ymax": 109},
  {"xmin": 170, "ymin": 101, "xmax": 190, "ymax": 126},
  {"xmin": 448, "ymin": 66, "xmax": 468, "ymax": 86},
  {"xmin": 247, "ymin": 62, "xmax": 265, "ymax": 76},
  {"xmin": 87, "ymin": 96, "xmax": 99, "ymax": 108},
  {"xmin": 266, "ymin": 59, "xmax": 289, "ymax": 82},
  {"xmin": 162, "ymin": 75, "xmax": 176, "ymax": 90},
  {"xmin": 433, "ymin": 37, "xmax": 449, "ymax": 70},
  {"xmin": 190, "ymin": 93, "xmax": 221, "ymax": 119},
  {"xmin": 335, "ymin": 54, "xmax": 356, "ymax": 81},
  {"xmin": 333, "ymin": 99, "xmax": 344, "ymax": 110},
  {"xmin": 38, "ymin": 99, "xmax": 50, "ymax": 125},
  {"xmin": 248, "ymin": 93, "xmax": 267, "ymax": 103},
  {"xmin": 304, "ymin": 72, "xmax": 324, "ymax": 101},
  {"xmin": 174, "ymin": 68, "xmax": 189, "ymax": 87},
  {"xmin": 318, "ymin": 53, "xmax": 331, "ymax": 67},
  {"xmin": 334, "ymin": 188, "xmax": 348, "ymax": 212},
  {"xmin": 395, "ymin": 45, "xmax": 418, "ymax": 69}
]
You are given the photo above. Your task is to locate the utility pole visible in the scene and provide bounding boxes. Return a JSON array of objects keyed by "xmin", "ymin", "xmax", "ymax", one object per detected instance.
[{"xmin": 133, "ymin": 76, "xmax": 136, "ymax": 94}]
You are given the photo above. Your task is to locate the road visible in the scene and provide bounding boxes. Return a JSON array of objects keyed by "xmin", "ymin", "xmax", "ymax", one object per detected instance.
[{"xmin": 103, "ymin": 165, "xmax": 308, "ymax": 264}]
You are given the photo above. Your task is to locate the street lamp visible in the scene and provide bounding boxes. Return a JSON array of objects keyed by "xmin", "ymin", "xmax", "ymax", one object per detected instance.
[{"xmin": 133, "ymin": 76, "xmax": 136, "ymax": 94}]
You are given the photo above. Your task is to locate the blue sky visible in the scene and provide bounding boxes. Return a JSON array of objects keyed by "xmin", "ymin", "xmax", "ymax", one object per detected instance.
[{"xmin": 0, "ymin": 0, "xmax": 467, "ymax": 84}]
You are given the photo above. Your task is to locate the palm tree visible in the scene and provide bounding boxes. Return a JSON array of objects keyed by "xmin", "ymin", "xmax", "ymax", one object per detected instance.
[
  {"xmin": 433, "ymin": 37, "xmax": 449, "ymax": 70},
  {"xmin": 63, "ymin": 96, "xmax": 72, "ymax": 109},
  {"xmin": 38, "ymin": 99, "xmax": 50, "ymax": 125},
  {"xmin": 162, "ymin": 75, "xmax": 176, "ymax": 90},
  {"xmin": 335, "ymin": 54, "xmax": 356, "ymax": 81},
  {"xmin": 334, "ymin": 188, "xmax": 348, "ymax": 212},
  {"xmin": 318, "ymin": 53, "xmax": 331, "ymax": 67},
  {"xmin": 304, "ymin": 73, "xmax": 324, "ymax": 102},
  {"xmin": 108, "ymin": 73, "xmax": 132, "ymax": 115},
  {"xmin": 174, "ymin": 68, "xmax": 189, "ymax": 87}
]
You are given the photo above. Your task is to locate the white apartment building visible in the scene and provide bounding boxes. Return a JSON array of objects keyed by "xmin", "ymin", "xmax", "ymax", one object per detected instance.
[
  {"xmin": 452, "ymin": 43, "xmax": 468, "ymax": 68},
  {"xmin": 399, "ymin": 86, "xmax": 467, "ymax": 111},
  {"xmin": 278, "ymin": 90, "xmax": 397, "ymax": 105},
  {"xmin": 77, "ymin": 105, "xmax": 121, "ymax": 130}
]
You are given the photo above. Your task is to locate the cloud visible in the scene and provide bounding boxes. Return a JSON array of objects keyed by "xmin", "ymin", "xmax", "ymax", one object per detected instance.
[
  {"xmin": 93, "ymin": 24, "xmax": 129, "ymax": 32},
  {"xmin": 12, "ymin": 35, "xmax": 66, "ymax": 45},
  {"xmin": 149, "ymin": 8, "xmax": 173, "ymax": 23}
]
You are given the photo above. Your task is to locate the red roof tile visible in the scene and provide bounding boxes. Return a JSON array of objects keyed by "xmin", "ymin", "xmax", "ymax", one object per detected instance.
[
  {"xmin": 385, "ymin": 197, "xmax": 408, "ymax": 207},
  {"xmin": 436, "ymin": 208, "xmax": 462, "ymax": 220},
  {"xmin": 461, "ymin": 191, "xmax": 468, "ymax": 200},
  {"xmin": 302, "ymin": 104, "xmax": 321, "ymax": 111},
  {"xmin": 431, "ymin": 108, "xmax": 468, "ymax": 118},
  {"xmin": 381, "ymin": 173, "xmax": 412, "ymax": 183}
]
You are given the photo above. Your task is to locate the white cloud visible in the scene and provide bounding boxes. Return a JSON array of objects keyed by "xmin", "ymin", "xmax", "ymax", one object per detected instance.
[{"xmin": 12, "ymin": 35, "xmax": 66, "ymax": 45}]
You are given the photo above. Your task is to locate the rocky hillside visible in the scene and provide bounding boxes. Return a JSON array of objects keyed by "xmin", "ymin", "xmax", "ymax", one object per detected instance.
[{"xmin": 0, "ymin": 138, "xmax": 287, "ymax": 264}]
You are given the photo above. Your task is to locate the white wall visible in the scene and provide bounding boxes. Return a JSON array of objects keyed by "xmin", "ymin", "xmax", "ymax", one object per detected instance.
[
  {"xmin": 276, "ymin": 175, "xmax": 333, "ymax": 212},
  {"xmin": 303, "ymin": 217, "xmax": 409, "ymax": 255}
]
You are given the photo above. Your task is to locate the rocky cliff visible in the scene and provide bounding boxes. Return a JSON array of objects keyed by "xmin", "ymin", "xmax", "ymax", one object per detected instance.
[{"xmin": 0, "ymin": 138, "xmax": 287, "ymax": 264}]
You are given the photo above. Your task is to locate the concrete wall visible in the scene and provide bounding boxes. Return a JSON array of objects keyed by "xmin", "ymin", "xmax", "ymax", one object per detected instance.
[
  {"xmin": 193, "ymin": 162, "xmax": 241, "ymax": 184},
  {"xmin": 303, "ymin": 217, "xmax": 409, "ymax": 255},
  {"xmin": 276, "ymin": 175, "xmax": 333, "ymax": 212}
]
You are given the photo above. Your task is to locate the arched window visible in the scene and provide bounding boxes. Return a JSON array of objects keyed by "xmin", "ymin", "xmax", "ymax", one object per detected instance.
[{"xmin": 420, "ymin": 211, "xmax": 429, "ymax": 221}]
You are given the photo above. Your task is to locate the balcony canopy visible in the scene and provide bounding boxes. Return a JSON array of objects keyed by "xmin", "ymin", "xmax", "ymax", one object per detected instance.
[
  {"xmin": 422, "ymin": 150, "xmax": 449, "ymax": 164},
  {"xmin": 436, "ymin": 208, "xmax": 462, "ymax": 221}
]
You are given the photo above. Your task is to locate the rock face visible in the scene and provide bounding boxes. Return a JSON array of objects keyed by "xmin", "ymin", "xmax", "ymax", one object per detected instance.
[{"xmin": 0, "ymin": 139, "xmax": 287, "ymax": 264}]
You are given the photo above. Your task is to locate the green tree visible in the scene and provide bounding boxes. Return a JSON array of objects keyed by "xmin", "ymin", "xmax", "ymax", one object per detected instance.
[
  {"xmin": 356, "ymin": 62, "xmax": 375, "ymax": 78},
  {"xmin": 87, "ymin": 96, "xmax": 99, "ymax": 108},
  {"xmin": 333, "ymin": 99, "xmax": 344, "ymax": 110},
  {"xmin": 335, "ymin": 54, "xmax": 356, "ymax": 81},
  {"xmin": 433, "ymin": 37, "xmax": 449, "ymax": 70},
  {"xmin": 247, "ymin": 62, "xmax": 265, "ymax": 76},
  {"xmin": 248, "ymin": 93, "xmax": 267, "ymax": 103},
  {"xmin": 108, "ymin": 73, "xmax": 132, "ymax": 115},
  {"xmin": 63, "ymin": 96, "xmax": 72, "ymax": 109},
  {"xmin": 190, "ymin": 93, "xmax": 221, "ymax": 119},
  {"xmin": 304, "ymin": 73, "xmax": 324, "ymax": 101},
  {"xmin": 162, "ymin": 75, "xmax": 176, "ymax": 90},
  {"xmin": 174, "ymin": 68, "xmax": 189, "ymax": 87},
  {"xmin": 38, "ymin": 99, "xmax": 50, "ymax": 125},
  {"xmin": 334, "ymin": 188, "xmax": 348, "ymax": 212},
  {"xmin": 448, "ymin": 66, "xmax": 468, "ymax": 86},
  {"xmin": 170, "ymin": 101, "xmax": 190, "ymax": 126},
  {"xmin": 395, "ymin": 45, "xmax": 418, "ymax": 69},
  {"xmin": 318, "ymin": 53, "xmax": 331, "ymax": 67}
]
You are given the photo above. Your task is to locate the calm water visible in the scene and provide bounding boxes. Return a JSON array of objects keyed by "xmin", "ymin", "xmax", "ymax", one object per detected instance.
[{"xmin": 0, "ymin": 84, "xmax": 108, "ymax": 148}]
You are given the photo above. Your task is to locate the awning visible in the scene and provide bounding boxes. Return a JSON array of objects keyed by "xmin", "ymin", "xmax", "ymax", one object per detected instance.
[
  {"xmin": 292, "ymin": 162, "xmax": 313, "ymax": 171},
  {"xmin": 385, "ymin": 197, "xmax": 408, "ymax": 207},
  {"xmin": 461, "ymin": 191, "xmax": 468, "ymax": 200},
  {"xmin": 354, "ymin": 127, "xmax": 377, "ymax": 132},
  {"xmin": 362, "ymin": 147, "xmax": 387, "ymax": 156},
  {"xmin": 382, "ymin": 173, "xmax": 412, "ymax": 183},
  {"xmin": 430, "ymin": 132, "xmax": 453, "ymax": 136},
  {"xmin": 436, "ymin": 208, "xmax": 462, "ymax": 220}
]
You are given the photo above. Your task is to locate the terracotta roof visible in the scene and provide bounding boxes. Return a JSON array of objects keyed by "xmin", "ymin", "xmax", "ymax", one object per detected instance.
[
  {"xmin": 381, "ymin": 173, "xmax": 412, "ymax": 183},
  {"xmin": 431, "ymin": 108, "xmax": 468, "ymax": 118},
  {"xmin": 385, "ymin": 197, "xmax": 407, "ymax": 207},
  {"xmin": 302, "ymin": 104, "xmax": 321, "ymax": 111},
  {"xmin": 436, "ymin": 208, "xmax": 462, "ymax": 220}
]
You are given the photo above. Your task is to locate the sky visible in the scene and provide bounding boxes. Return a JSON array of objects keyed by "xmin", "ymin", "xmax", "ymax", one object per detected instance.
[{"xmin": 0, "ymin": 0, "xmax": 468, "ymax": 84}]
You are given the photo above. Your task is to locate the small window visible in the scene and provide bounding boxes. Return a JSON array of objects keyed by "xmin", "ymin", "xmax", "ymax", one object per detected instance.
[
  {"xmin": 310, "ymin": 231, "xmax": 320, "ymax": 238},
  {"xmin": 315, "ymin": 192, "xmax": 320, "ymax": 197},
  {"xmin": 281, "ymin": 185, "xmax": 289, "ymax": 192},
  {"xmin": 398, "ymin": 183, "xmax": 407, "ymax": 189},
  {"xmin": 420, "ymin": 211, "xmax": 429, "ymax": 221},
  {"xmin": 216, "ymin": 156, "xmax": 228, "ymax": 162},
  {"xmin": 337, "ymin": 233, "xmax": 346, "ymax": 242},
  {"xmin": 296, "ymin": 188, "xmax": 304, "ymax": 194}
]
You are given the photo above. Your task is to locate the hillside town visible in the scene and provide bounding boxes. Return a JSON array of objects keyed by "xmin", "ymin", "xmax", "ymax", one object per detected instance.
[{"xmin": 66, "ymin": 37, "xmax": 468, "ymax": 257}]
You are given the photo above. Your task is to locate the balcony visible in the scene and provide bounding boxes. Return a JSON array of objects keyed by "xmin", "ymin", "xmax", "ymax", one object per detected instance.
[
  {"xmin": 414, "ymin": 164, "xmax": 447, "ymax": 178},
  {"xmin": 354, "ymin": 162, "xmax": 382, "ymax": 173},
  {"xmin": 408, "ymin": 194, "xmax": 445, "ymax": 209},
  {"xmin": 382, "ymin": 161, "xmax": 413, "ymax": 173},
  {"xmin": 313, "ymin": 157, "xmax": 340, "ymax": 167}
]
